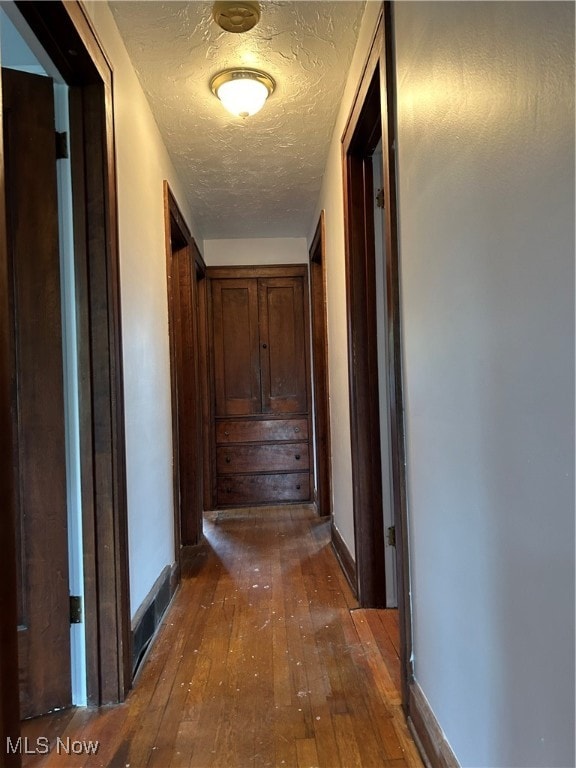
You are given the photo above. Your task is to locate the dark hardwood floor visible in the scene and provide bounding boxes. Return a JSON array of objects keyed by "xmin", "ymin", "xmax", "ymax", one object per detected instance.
[{"xmin": 21, "ymin": 505, "xmax": 422, "ymax": 767}]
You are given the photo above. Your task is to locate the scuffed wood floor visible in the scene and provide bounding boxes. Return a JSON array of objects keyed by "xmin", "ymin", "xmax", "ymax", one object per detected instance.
[{"xmin": 22, "ymin": 505, "xmax": 423, "ymax": 767}]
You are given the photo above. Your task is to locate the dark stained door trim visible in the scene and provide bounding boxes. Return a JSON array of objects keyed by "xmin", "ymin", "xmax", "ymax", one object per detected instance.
[
  {"xmin": 309, "ymin": 211, "xmax": 333, "ymax": 517},
  {"xmin": 197, "ymin": 252, "xmax": 212, "ymax": 515},
  {"xmin": 1, "ymin": 1, "xmax": 132, "ymax": 709},
  {"xmin": 341, "ymin": 4, "xmax": 412, "ymax": 710},
  {"xmin": 190, "ymin": 247, "xmax": 207, "ymax": 540},
  {"xmin": 164, "ymin": 182, "xmax": 206, "ymax": 551}
]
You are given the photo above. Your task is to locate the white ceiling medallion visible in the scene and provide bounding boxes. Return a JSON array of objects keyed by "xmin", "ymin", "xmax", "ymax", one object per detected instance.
[
  {"xmin": 210, "ymin": 68, "xmax": 275, "ymax": 118},
  {"xmin": 212, "ymin": 2, "xmax": 261, "ymax": 34}
]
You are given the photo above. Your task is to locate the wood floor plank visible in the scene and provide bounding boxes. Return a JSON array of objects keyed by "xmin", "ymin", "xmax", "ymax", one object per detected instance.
[
  {"xmin": 362, "ymin": 608, "xmax": 402, "ymax": 690},
  {"xmin": 168, "ymin": 720, "xmax": 198, "ymax": 768},
  {"xmin": 273, "ymin": 705, "xmax": 306, "ymax": 767},
  {"xmin": 20, "ymin": 505, "xmax": 423, "ymax": 768},
  {"xmin": 351, "ymin": 611, "xmax": 401, "ymax": 706},
  {"xmin": 333, "ymin": 712, "xmax": 364, "ymax": 768},
  {"xmin": 296, "ymin": 736, "xmax": 320, "ymax": 768},
  {"xmin": 379, "ymin": 608, "xmax": 401, "ymax": 654},
  {"xmin": 309, "ymin": 702, "xmax": 342, "ymax": 768}
]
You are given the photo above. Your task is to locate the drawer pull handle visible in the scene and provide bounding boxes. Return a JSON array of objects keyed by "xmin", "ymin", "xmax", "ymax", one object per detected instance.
[
  {"xmin": 225, "ymin": 456, "xmax": 231, "ymax": 464},
  {"xmin": 296, "ymin": 484, "xmax": 301, "ymax": 490},
  {"xmin": 294, "ymin": 426, "xmax": 300, "ymax": 433},
  {"xmin": 262, "ymin": 343, "xmax": 267, "ymax": 349},
  {"xmin": 295, "ymin": 454, "xmax": 301, "ymax": 460},
  {"xmin": 224, "ymin": 431, "xmax": 230, "ymax": 436}
]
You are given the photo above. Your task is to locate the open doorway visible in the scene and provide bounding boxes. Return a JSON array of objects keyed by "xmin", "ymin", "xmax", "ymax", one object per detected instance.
[
  {"xmin": 0, "ymin": 0, "xmax": 131, "ymax": 747},
  {"xmin": 341, "ymin": 5, "xmax": 411, "ymax": 707}
]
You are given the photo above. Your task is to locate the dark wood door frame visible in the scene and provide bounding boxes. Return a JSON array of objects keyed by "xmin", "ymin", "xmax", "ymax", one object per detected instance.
[
  {"xmin": 198, "ymin": 252, "xmax": 212, "ymax": 515},
  {"xmin": 342, "ymin": 4, "xmax": 412, "ymax": 710},
  {"xmin": 343, "ymin": 25, "xmax": 386, "ymax": 610},
  {"xmin": 0, "ymin": 2, "xmax": 131, "ymax": 747},
  {"xmin": 164, "ymin": 182, "xmax": 206, "ymax": 553},
  {"xmin": 309, "ymin": 211, "xmax": 333, "ymax": 517}
]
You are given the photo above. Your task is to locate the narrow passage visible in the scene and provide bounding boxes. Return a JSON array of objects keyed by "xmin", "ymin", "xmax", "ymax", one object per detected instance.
[{"xmin": 22, "ymin": 505, "xmax": 423, "ymax": 768}]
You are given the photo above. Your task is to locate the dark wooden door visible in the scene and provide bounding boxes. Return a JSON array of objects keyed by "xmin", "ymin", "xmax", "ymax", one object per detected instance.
[
  {"xmin": 165, "ymin": 185, "xmax": 205, "ymax": 547},
  {"xmin": 259, "ymin": 277, "xmax": 308, "ymax": 414},
  {"xmin": 172, "ymin": 243, "xmax": 201, "ymax": 544},
  {"xmin": 212, "ymin": 278, "xmax": 260, "ymax": 416},
  {"xmin": 2, "ymin": 68, "xmax": 72, "ymax": 718}
]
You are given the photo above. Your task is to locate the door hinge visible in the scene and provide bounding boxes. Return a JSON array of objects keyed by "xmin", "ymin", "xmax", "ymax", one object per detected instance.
[
  {"xmin": 387, "ymin": 525, "xmax": 396, "ymax": 547},
  {"xmin": 376, "ymin": 188, "xmax": 385, "ymax": 209},
  {"xmin": 407, "ymin": 655, "xmax": 415, "ymax": 681},
  {"xmin": 55, "ymin": 131, "xmax": 69, "ymax": 160},
  {"xmin": 69, "ymin": 595, "xmax": 83, "ymax": 624}
]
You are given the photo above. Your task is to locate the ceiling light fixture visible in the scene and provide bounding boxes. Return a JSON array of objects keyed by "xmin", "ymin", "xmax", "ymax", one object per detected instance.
[
  {"xmin": 210, "ymin": 68, "xmax": 275, "ymax": 118},
  {"xmin": 213, "ymin": 2, "xmax": 261, "ymax": 34}
]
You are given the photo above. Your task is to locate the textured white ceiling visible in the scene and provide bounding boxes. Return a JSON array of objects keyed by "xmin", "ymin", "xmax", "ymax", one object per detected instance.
[{"xmin": 109, "ymin": 1, "xmax": 365, "ymax": 239}]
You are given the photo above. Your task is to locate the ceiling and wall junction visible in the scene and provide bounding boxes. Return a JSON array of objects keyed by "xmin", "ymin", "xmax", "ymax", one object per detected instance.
[{"xmin": 109, "ymin": 0, "xmax": 365, "ymax": 239}]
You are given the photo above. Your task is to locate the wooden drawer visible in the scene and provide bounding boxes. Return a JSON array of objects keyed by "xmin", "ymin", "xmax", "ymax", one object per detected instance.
[
  {"xmin": 217, "ymin": 473, "xmax": 310, "ymax": 506},
  {"xmin": 217, "ymin": 443, "xmax": 309, "ymax": 474},
  {"xmin": 216, "ymin": 418, "xmax": 308, "ymax": 444}
]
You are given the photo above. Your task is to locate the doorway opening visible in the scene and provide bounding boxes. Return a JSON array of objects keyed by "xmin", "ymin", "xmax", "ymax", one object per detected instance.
[
  {"xmin": 341, "ymin": 5, "xmax": 411, "ymax": 707},
  {"xmin": 0, "ymin": 0, "xmax": 131, "ymax": 745}
]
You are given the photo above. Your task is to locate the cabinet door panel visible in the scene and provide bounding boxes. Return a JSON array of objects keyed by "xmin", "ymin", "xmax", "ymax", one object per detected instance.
[
  {"xmin": 212, "ymin": 279, "xmax": 260, "ymax": 416},
  {"xmin": 259, "ymin": 278, "xmax": 308, "ymax": 414}
]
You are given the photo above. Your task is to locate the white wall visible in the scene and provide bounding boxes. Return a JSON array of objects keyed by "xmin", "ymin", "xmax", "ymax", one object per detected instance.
[
  {"xmin": 394, "ymin": 3, "xmax": 575, "ymax": 767},
  {"xmin": 309, "ymin": 0, "xmax": 384, "ymax": 554},
  {"xmin": 203, "ymin": 237, "xmax": 308, "ymax": 266},
  {"xmin": 82, "ymin": 2, "xmax": 201, "ymax": 618}
]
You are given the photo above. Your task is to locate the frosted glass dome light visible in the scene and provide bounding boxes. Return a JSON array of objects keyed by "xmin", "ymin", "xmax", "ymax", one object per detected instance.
[{"xmin": 210, "ymin": 69, "xmax": 275, "ymax": 118}]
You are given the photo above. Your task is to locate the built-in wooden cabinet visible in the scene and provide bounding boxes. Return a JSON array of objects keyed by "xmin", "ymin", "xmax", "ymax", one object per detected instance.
[{"xmin": 207, "ymin": 265, "xmax": 312, "ymax": 508}]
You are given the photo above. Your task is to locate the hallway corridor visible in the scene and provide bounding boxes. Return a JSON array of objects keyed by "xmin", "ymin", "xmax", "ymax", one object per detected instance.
[{"xmin": 22, "ymin": 506, "xmax": 422, "ymax": 768}]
